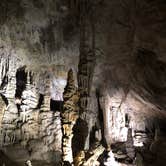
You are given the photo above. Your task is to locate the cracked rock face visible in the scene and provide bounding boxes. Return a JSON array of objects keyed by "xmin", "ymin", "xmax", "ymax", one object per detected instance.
[{"xmin": 0, "ymin": 0, "xmax": 166, "ymax": 166}]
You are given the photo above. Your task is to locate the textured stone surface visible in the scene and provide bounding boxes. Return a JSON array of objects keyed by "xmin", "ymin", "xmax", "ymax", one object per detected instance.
[{"xmin": 62, "ymin": 69, "xmax": 79, "ymax": 164}]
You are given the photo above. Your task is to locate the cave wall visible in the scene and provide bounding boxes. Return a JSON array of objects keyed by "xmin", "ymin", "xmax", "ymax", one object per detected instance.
[
  {"xmin": 76, "ymin": 0, "xmax": 166, "ymax": 165},
  {"xmin": 85, "ymin": 0, "xmax": 166, "ymax": 140}
]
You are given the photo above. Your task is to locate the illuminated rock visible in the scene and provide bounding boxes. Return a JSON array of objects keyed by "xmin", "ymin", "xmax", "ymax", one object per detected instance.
[{"xmin": 62, "ymin": 69, "xmax": 79, "ymax": 164}]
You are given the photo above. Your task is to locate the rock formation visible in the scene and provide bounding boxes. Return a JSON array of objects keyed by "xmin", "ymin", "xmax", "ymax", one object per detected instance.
[
  {"xmin": 0, "ymin": 67, "xmax": 63, "ymax": 165},
  {"xmin": 62, "ymin": 69, "xmax": 79, "ymax": 164}
]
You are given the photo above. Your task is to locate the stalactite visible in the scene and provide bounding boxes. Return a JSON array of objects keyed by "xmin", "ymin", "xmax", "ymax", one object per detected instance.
[
  {"xmin": 0, "ymin": 49, "xmax": 24, "ymax": 146},
  {"xmin": 20, "ymin": 70, "xmax": 38, "ymax": 122},
  {"xmin": 0, "ymin": 52, "xmax": 21, "ymax": 100},
  {"xmin": 62, "ymin": 69, "xmax": 79, "ymax": 164}
]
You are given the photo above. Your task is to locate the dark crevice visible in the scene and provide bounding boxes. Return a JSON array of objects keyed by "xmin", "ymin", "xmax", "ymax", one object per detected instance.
[
  {"xmin": 89, "ymin": 125, "xmax": 98, "ymax": 146},
  {"xmin": 50, "ymin": 99, "xmax": 63, "ymax": 111},
  {"xmin": 15, "ymin": 66, "xmax": 27, "ymax": 99},
  {"xmin": 96, "ymin": 88, "xmax": 107, "ymax": 148},
  {"xmin": 0, "ymin": 93, "xmax": 8, "ymax": 106},
  {"xmin": 72, "ymin": 118, "xmax": 88, "ymax": 158},
  {"xmin": 0, "ymin": 75, "xmax": 8, "ymax": 90},
  {"xmin": 36, "ymin": 94, "xmax": 44, "ymax": 109}
]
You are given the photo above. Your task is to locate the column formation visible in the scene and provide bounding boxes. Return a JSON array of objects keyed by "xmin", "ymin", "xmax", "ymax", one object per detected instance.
[
  {"xmin": 41, "ymin": 73, "xmax": 51, "ymax": 112},
  {"xmin": 76, "ymin": 0, "xmax": 96, "ymax": 155},
  {"xmin": 39, "ymin": 72, "xmax": 51, "ymax": 139},
  {"xmin": 78, "ymin": 0, "xmax": 96, "ymax": 115}
]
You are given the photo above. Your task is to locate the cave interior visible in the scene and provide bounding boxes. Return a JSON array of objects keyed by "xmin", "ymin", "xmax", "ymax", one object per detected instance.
[{"xmin": 0, "ymin": 0, "xmax": 166, "ymax": 166}]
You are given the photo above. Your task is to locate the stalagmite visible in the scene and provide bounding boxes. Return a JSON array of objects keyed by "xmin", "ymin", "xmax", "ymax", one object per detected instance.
[
  {"xmin": 62, "ymin": 69, "xmax": 79, "ymax": 164},
  {"xmin": 126, "ymin": 128, "xmax": 135, "ymax": 161}
]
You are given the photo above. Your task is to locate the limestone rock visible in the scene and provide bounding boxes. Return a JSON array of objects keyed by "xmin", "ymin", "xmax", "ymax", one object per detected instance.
[{"xmin": 62, "ymin": 69, "xmax": 79, "ymax": 164}]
